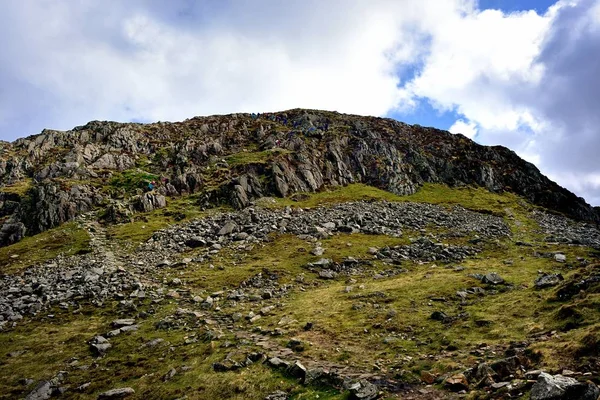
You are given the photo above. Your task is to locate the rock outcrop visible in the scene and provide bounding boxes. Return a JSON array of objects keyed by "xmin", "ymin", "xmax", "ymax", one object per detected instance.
[{"xmin": 0, "ymin": 109, "xmax": 597, "ymax": 247}]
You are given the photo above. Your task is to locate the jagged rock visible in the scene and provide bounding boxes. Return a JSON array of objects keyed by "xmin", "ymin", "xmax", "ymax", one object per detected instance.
[
  {"xmin": 218, "ymin": 221, "xmax": 237, "ymax": 236},
  {"xmin": 287, "ymin": 361, "xmax": 307, "ymax": 381},
  {"xmin": 1, "ymin": 109, "xmax": 598, "ymax": 249},
  {"xmin": 530, "ymin": 372, "xmax": 599, "ymax": 400},
  {"xmin": 213, "ymin": 359, "xmax": 243, "ymax": 372},
  {"xmin": 102, "ymin": 202, "xmax": 133, "ymax": 223},
  {"xmin": 464, "ymin": 362, "xmax": 497, "ymax": 387},
  {"xmin": 265, "ymin": 391, "xmax": 288, "ymax": 400},
  {"xmin": 25, "ymin": 372, "xmax": 65, "ymax": 400},
  {"xmin": 267, "ymin": 357, "xmax": 289, "ymax": 369},
  {"xmin": 444, "ymin": 373, "xmax": 469, "ymax": 391},
  {"xmin": 311, "ymin": 247, "xmax": 325, "ymax": 256},
  {"xmin": 533, "ymin": 211, "xmax": 600, "ymax": 249},
  {"xmin": 90, "ymin": 153, "xmax": 134, "ymax": 170},
  {"xmin": 97, "ymin": 387, "xmax": 135, "ymax": 399},
  {"xmin": 348, "ymin": 380, "xmax": 379, "ymax": 400},
  {"xmin": 430, "ymin": 311, "xmax": 450, "ymax": 322},
  {"xmin": 481, "ymin": 273, "xmax": 505, "ymax": 285},
  {"xmin": 489, "ymin": 356, "xmax": 523, "ymax": 380},
  {"xmin": 554, "ymin": 254, "xmax": 567, "ymax": 263},
  {"xmin": 90, "ymin": 336, "xmax": 111, "ymax": 356},
  {"xmin": 25, "ymin": 381, "xmax": 54, "ymax": 400},
  {"xmin": 0, "ymin": 221, "xmax": 26, "ymax": 246},
  {"xmin": 535, "ymin": 273, "xmax": 564, "ymax": 289},
  {"xmin": 132, "ymin": 193, "xmax": 166, "ymax": 213},
  {"xmin": 185, "ymin": 236, "xmax": 207, "ymax": 248},
  {"xmin": 319, "ymin": 270, "xmax": 336, "ymax": 279},
  {"xmin": 112, "ymin": 319, "xmax": 135, "ymax": 328}
]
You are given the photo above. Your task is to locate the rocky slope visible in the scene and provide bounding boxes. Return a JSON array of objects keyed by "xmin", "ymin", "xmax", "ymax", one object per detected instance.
[
  {"xmin": 1, "ymin": 183, "xmax": 600, "ymax": 400},
  {"xmin": 1, "ymin": 110, "xmax": 600, "ymax": 400},
  {"xmin": 0, "ymin": 109, "xmax": 597, "ymax": 247}
]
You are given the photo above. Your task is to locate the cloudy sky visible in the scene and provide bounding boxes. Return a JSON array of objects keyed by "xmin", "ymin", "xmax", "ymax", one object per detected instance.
[{"xmin": 1, "ymin": 0, "xmax": 599, "ymax": 204}]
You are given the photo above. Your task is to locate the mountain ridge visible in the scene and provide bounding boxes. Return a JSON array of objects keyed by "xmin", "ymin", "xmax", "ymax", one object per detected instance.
[
  {"xmin": 0, "ymin": 108, "xmax": 597, "ymax": 248},
  {"xmin": 1, "ymin": 111, "xmax": 600, "ymax": 398}
]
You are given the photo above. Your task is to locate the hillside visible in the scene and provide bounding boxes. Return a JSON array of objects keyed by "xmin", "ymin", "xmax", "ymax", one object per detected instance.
[
  {"xmin": 0, "ymin": 110, "xmax": 599, "ymax": 400},
  {"xmin": 0, "ymin": 109, "xmax": 597, "ymax": 248}
]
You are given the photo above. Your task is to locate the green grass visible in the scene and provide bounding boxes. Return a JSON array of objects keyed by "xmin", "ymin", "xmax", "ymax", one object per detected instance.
[
  {"xmin": 225, "ymin": 149, "xmax": 291, "ymax": 167},
  {"xmin": 266, "ymin": 183, "xmax": 406, "ymax": 208},
  {"xmin": 267, "ymin": 183, "xmax": 529, "ymax": 216},
  {"xmin": 0, "ymin": 299, "xmax": 346, "ymax": 400},
  {"xmin": 266, "ymin": 239, "xmax": 595, "ymax": 373},
  {"xmin": 0, "ymin": 222, "xmax": 90, "ymax": 274},
  {"xmin": 107, "ymin": 195, "xmax": 227, "ymax": 248},
  {"xmin": 2, "ymin": 182, "xmax": 599, "ymax": 398},
  {"xmin": 173, "ymin": 232, "xmax": 410, "ymax": 293},
  {"xmin": 109, "ymin": 169, "xmax": 159, "ymax": 192},
  {"xmin": 0, "ymin": 179, "xmax": 33, "ymax": 197},
  {"xmin": 0, "ymin": 310, "xmax": 108, "ymax": 399},
  {"xmin": 402, "ymin": 183, "xmax": 526, "ymax": 215}
]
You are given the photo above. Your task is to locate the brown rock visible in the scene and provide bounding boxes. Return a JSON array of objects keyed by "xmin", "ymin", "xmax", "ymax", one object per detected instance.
[
  {"xmin": 445, "ymin": 373, "xmax": 469, "ymax": 391},
  {"xmin": 421, "ymin": 370, "xmax": 436, "ymax": 384}
]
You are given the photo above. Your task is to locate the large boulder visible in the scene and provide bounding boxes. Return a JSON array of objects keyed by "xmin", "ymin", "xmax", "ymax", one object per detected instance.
[
  {"xmin": 132, "ymin": 193, "xmax": 166, "ymax": 213},
  {"xmin": 530, "ymin": 372, "xmax": 600, "ymax": 400},
  {"xmin": 348, "ymin": 380, "xmax": 379, "ymax": 400}
]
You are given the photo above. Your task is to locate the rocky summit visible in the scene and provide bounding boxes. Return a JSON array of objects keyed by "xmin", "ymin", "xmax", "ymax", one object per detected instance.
[{"xmin": 0, "ymin": 109, "xmax": 599, "ymax": 400}]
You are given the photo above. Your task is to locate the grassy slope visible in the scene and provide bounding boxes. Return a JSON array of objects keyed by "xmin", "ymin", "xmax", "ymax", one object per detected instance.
[
  {"xmin": 1, "ymin": 183, "xmax": 599, "ymax": 399},
  {"xmin": 0, "ymin": 222, "xmax": 91, "ymax": 274},
  {"xmin": 106, "ymin": 195, "xmax": 229, "ymax": 250}
]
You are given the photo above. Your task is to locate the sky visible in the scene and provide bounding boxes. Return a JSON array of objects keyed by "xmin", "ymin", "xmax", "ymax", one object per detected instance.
[{"xmin": 0, "ymin": 0, "xmax": 599, "ymax": 205}]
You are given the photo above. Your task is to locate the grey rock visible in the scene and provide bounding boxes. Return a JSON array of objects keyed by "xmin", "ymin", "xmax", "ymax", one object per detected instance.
[
  {"xmin": 112, "ymin": 319, "xmax": 135, "ymax": 328},
  {"xmin": 97, "ymin": 387, "xmax": 135, "ymax": 399},
  {"xmin": 535, "ymin": 273, "xmax": 564, "ymax": 289},
  {"xmin": 231, "ymin": 312, "xmax": 243, "ymax": 322},
  {"xmin": 77, "ymin": 382, "xmax": 91, "ymax": 392},
  {"xmin": 430, "ymin": 311, "xmax": 450, "ymax": 322},
  {"xmin": 348, "ymin": 380, "xmax": 379, "ymax": 400},
  {"xmin": 24, "ymin": 372, "xmax": 65, "ymax": 400},
  {"xmin": 267, "ymin": 357, "xmax": 289, "ymax": 369},
  {"xmin": 482, "ymin": 272, "xmax": 504, "ymax": 285},
  {"xmin": 218, "ymin": 221, "xmax": 237, "ymax": 236},
  {"xmin": 132, "ymin": 193, "xmax": 166, "ymax": 213},
  {"xmin": 265, "ymin": 391, "xmax": 288, "ymax": 400},
  {"xmin": 119, "ymin": 325, "xmax": 139, "ymax": 333},
  {"xmin": 185, "ymin": 237, "xmax": 206, "ymax": 248},
  {"xmin": 319, "ymin": 269, "xmax": 336, "ymax": 279},
  {"xmin": 287, "ymin": 361, "xmax": 307, "ymax": 381},
  {"xmin": 90, "ymin": 336, "xmax": 111, "ymax": 356},
  {"xmin": 25, "ymin": 381, "xmax": 54, "ymax": 400},
  {"xmin": 2, "ymin": 109, "xmax": 598, "ymax": 253},
  {"xmin": 554, "ymin": 253, "xmax": 567, "ymax": 263},
  {"xmin": 531, "ymin": 372, "xmax": 600, "ymax": 400},
  {"xmin": 143, "ymin": 338, "xmax": 164, "ymax": 347},
  {"xmin": 311, "ymin": 247, "xmax": 325, "ymax": 256}
]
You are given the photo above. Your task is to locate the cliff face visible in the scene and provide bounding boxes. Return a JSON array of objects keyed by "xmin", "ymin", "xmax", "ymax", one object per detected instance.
[{"xmin": 0, "ymin": 109, "xmax": 596, "ymax": 246}]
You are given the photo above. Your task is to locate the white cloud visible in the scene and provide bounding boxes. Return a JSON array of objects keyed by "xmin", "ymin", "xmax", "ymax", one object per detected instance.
[
  {"xmin": 449, "ymin": 119, "xmax": 478, "ymax": 139},
  {"xmin": 0, "ymin": 0, "xmax": 423, "ymax": 137},
  {"xmin": 397, "ymin": 6, "xmax": 552, "ymax": 131},
  {"xmin": 0, "ymin": 0, "xmax": 534, "ymax": 139},
  {"xmin": 397, "ymin": 0, "xmax": 600, "ymax": 205},
  {"xmin": 1, "ymin": 0, "xmax": 600, "ymax": 205}
]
